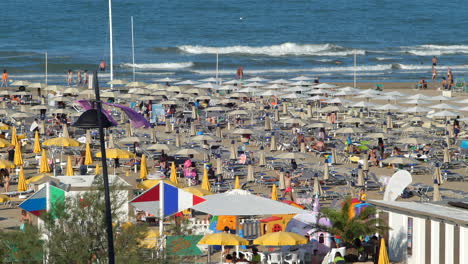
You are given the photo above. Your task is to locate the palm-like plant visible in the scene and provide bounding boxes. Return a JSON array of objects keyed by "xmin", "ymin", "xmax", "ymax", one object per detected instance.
[{"xmin": 316, "ymin": 198, "xmax": 388, "ymax": 246}]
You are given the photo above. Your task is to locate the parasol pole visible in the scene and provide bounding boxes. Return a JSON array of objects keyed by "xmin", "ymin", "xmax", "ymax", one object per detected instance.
[
  {"xmin": 216, "ymin": 53, "xmax": 219, "ymax": 84},
  {"xmin": 353, "ymin": 50, "xmax": 357, "ymax": 88},
  {"xmin": 131, "ymin": 16, "xmax": 136, "ymax": 82},
  {"xmin": 108, "ymin": 0, "xmax": 114, "ymax": 89},
  {"xmin": 45, "ymin": 52, "xmax": 48, "ymax": 86}
]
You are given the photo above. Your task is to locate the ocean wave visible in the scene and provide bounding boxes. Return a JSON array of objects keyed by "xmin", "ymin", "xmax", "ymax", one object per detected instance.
[
  {"xmin": 178, "ymin": 42, "xmax": 366, "ymax": 57},
  {"xmin": 121, "ymin": 62, "xmax": 194, "ymax": 70},
  {"xmin": 402, "ymin": 45, "xmax": 468, "ymax": 56},
  {"xmin": 395, "ymin": 63, "xmax": 468, "ymax": 70}
]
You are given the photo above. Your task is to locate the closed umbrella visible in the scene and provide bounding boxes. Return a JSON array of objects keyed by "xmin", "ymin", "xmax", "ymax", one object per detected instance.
[
  {"xmin": 381, "ymin": 157, "xmax": 419, "ymax": 165},
  {"xmin": 33, "ymin": 131, "xmax": 42, "ymax": 153},
  {"xmin": 313, "ymin": 175, "xmax": 323, "ymax": 196},
  {"xmin": 201, "ymin": 167, "xmax": 211, "ymax": 191},
  {"xmin": 229, "ymin": 141, "xmax": 237, "ymax": 160},
  {"xmin": 108, "ymin": 133, "xmax": 115, "ymax": 149},
  {"xmin": 42, "ymin": 137, "xmax": 80, "ymax": 147},
  {"xmin": 84, "ymin": 143, "xmax": 93, "ymax": 165},
  {"xmin": 164, "ymin": 120, "xmax": 171, "ymax": 133},
  {"xmin": 17, "ymin": 166, "xmax": 27, "ymax": 192},
  {"xmin": 274, "ymin": 109, "xmax": 280, "ymax": 122},
  {"xmin": 39, "ymin": 149, "xmax": 51, "ymax": 173},
  {"xmin": 362, "ymin": 153, "xmax": 369, "ymax": 171},
  {"xmin": 170, "ymin": 162, "xmax": 179, "ymax": 184},
  {"xmin": 270, "ymin": 134, "xmax": 277, "ymax": 151},
  {"xmin": 140, "ymin": 154, "xmax": 148, "ymax": 180},
  {"xmin": 323, "ymin": 162, "xmax": 330, "ymax": 181},
  {"xmin": 234, "ymin": 176, "xmax": 241, "ymax": 189},
  {"xmin": 216, "ymin": 158, "xmax": 223, "ymax": 175},
  {"xmin": 378, "ymin": 238, "xmax": 390, "ymax": 264},
  {"xmin": 66, "ymin": 156, "xmax": 74, "ymax": 176},
  {"xmin": 14, "ymin": 143, "xmax": 23, "ymax": 166},
  {"xmin": 246, "ymin": 164, "xmax": 254, "ymax": 182},
  {"xmin": 331, "ymin": 148, "xmax": 337, "ymax": 164},
  {"xmin": 11, "ymin": 127, "xmax": 18, "ymax": 146},
  {"xmin": 357, "ymin": 168, "xmax": 365, "ymax": 186},
  {"xmin": 215, "ymin": 125, "xmax": 222, "ymax": 138},
  {"xmin": 259, "ymin": 147, "xmax": 266, "ymax": 166},
  {"xmin": 253, "ymin": 231, "xmax": 307, "ymax": 246},
  {"xmin": 175, "ymin": 131, "xmax": 182, "ymax": 147},
  {"xmin": 279, "ymin": 171, "xmax": 286, "ymax": 189},
  {"xmin": 274, "ymin": 152, "xmax": 309, "ymax": 160},
  {"xmin": 0, "ymin": 138, "xmax": 10, "ymax": 148},
  {"xmin": 190, "ymin": 123, "xmax": 196, "ymax": 136},
  {"xmin": 271, "ymin": 184, "xmax": 278, "ymax": 201},
  {"xmin": 300, "ymin": 142, "xmax": 306, "ymax": 153},
  {"xmin": 264, "ymin": 116, "xmax": 272, "ymax": 131},
  {"xmin": 95, "ymin": 164, "xmax": 101, "ymax": 175},
  {"xmin": 443, "ymin": 147, "xmax": 451, "ymax": 164}
]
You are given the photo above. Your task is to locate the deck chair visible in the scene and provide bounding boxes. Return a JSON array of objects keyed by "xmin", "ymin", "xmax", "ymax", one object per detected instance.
[{"xmin": 453, "ymin": 78, "xmax": 465, "ymax": 93}]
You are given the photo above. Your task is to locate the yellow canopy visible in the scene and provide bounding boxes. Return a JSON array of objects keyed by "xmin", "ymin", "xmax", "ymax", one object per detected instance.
[
  {"xmin": 0, "ymin": 122, "xmax": 10, "ymax": 130},
  {"xmin": 14, "ymin": 143, "xmax": 23, "ymax": 166},
  {"xmin": 25, "ymin": 174, "xmax": 47, "ymax": 185},
  {"xmin": 253, "ymin": 231, "xmax": 308, "ymax": 246},
  {"xmin": 10, "ymin": 127, "xmax": 18, "ymax": 146},
  {"xmin": 137, "ymin": 179, "xmax": 180, "ymax": 190},
  {"xmin": 95, "ymin": 164, "xmax": 101, "ymax": 175},
  {"xmin": 169, "ymin": 162, "xmax": 178, "ymax": 184},
  {"xmin": 0, "ymin": 159, "xmax": 15, "ymax": 169},
  {"xmin": 0, "ymin": 138, "xmax": 11, "ymax": 148},
  {"xmin": 378, "ymin": 238, "xmax": 390, "ymax": 264},
  {"xmin": 66, "ymin": 156, "xmax": 74, "ymax": 176},
  {"xmin": 84, "ymin": 143, "xmax": 93, "ymax": 165},
  {"xmin": 0, "ymin": 194, "xmax": 9, "ymax": 203},
  {"xmin": 201, "ymin": 167, "xmax": 211, "ymax": 191},
  {"xmin": 183, "ymin": 186, "xmax": 213, "ymax": 196},
  {"xmin": 139, "ymin": 154, "xmax": 148, "ymax": 180},
  {"xmin": 271, "ymin": 184, "xmax": 278, "ymax": 201},
  {"xmin": 33, "ymin": 131, "xmax": 42, "ymax": 153},
  {"xmin": 198, "ymin": 233, "xmax": 249, "ymax": 246},
  {"xmin": 95, "ymin": 148, "xmax": 136, "ymax": 159},
  {"xmin": 140, "ymin": 229, "xmax": 160, "ymax": 249},
  {"xmin": 17, "ymin": 166, "xmax": 27, "ymax": 192},
  {"xmin": 39, "ymin": 149, "xmax": 51, "ymax": 173},
  {"xmin": 42, "ymin": 137, "xmax": 80, "ymax": 147},
  {"xmin": 234, "ymin": 176, "xmax": 241, "ymax": 189}
]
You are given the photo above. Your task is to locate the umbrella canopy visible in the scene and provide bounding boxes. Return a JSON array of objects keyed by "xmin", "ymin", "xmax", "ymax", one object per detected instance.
[
  {"xmin": 17, "ymin": 167, "xmax": 27, "ymax": 192},
  {"xmin": 402, "ymin": 127, "xmax": 426, "ymax": 133},
  {"xmin": 397, "ymin": 137, "xmax": 426, "ymax": 145},
  {"xmin": 183, "ymin": 186, "xmax": 213, "ymax": 196},
  {"xmin": 191, "ymin": 135, "xmax": 218, "ymax": 142},
  {"xmin": 0, "ymin": 160, "xmax": 15, "ymax": 169},
  {"xmin": 0, "ymin": 138, "xmax": 11, "ymax": 148},
  {"xmin": 96, "ymin": 149, "xmax": 136, "ymax": 159},
  {"xmin": 230, "ymin": 128, "xmax": 255, "ymax": 135},
  {"xmin": 253, "ymin": 231, "xmax": 307, "ymax": 246},
  {"xmin": 274, "ymin": 152, "xmax": 309, "ymax": 160},
  {"xmin": 42, "ymin": 137, "xmax": 80, "ymax": 147},
  {"xmin": 381, "ymin": 157, "xmax": 419, "ymax": 165},
  {"xmin": 172, "ymin": 148, "xmax": 205, "ymax": 156},
  {"xmin": 147, "ymin": 144, "xmax": 176, "ymax": 152},
  {"xmin": 191, "ymin": 189, "xmax": 305, "ymax": 215},
  {"xmin": 39, "ymin": 149, "xmax": 51, "ymax": 173},
  {"xmin": 198, "ymin": 233, "xmax": 249, "ymax": 246}
]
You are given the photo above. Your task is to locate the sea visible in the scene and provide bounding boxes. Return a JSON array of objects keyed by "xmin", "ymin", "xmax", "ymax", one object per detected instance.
[{"xmin": 2, "ymin": 0, "xmax": 468, "ymax": 84}]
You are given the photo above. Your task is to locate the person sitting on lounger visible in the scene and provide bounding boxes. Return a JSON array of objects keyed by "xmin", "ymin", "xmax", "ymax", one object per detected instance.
[{"xmin": 312, "ymin": 140, "xmax": 326, "ymax": 152}]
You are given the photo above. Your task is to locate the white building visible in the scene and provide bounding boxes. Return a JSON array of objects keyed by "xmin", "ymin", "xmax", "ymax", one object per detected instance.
[{"xmin": 371, "ymin": 200, "xmax": 468, "ymax": 264}]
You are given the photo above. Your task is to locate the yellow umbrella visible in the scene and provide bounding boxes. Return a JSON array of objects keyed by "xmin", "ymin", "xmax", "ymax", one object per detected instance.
[
  {"xmin": 0, "ymin": 138, "xmax": 11, "ymax": 148},
  {"xmin": 234, "ymin": 176, "xmax": 241, "ymax": 189},
  {"xmin": 39, "ymin": 149, "xmax": 51, "ymax": 173},
  {"xmin": 183, "ymin": 186, "xmax": 213, "ymax": 196},
  {"xmin": 253, "ymin": 231, "xmax": 308, "ymax": 246},
  {"xmin": 139, "ymin": 154, "xmax": 148, "ymax": 180},
  {"xmin": 84, "ymin": 143, "xmax": 93, "ymax": 165},
  {"xmin": 137, "ymin": 179, "xmax": 180, "ymax": 190},
  {"xmin": 95, "ymin": 148, "xmax": 135, "ymax": 159},
  {"xmin": 271, "ymin": 184, "xmax": 278, "ymax": 201},
  {"xmin": 33, "ymin": 131, "xmax": 42, "ymax": 153},
  {"xmin": 201, "ymin": 167, "xmax": 211, "ymax": 191},
  {"xmin": 169, "ymin": 162, "xmax": 178, "ymax": 184},
  {"xmin": 198, "ymin": 233, "xmax": 249, "ymax": 246},
  {"xmin": 0, "ymin": 159, "xmax": 15, "ymax": 169},
  {"xmin": 140, "ymin": 229, "xmax": 160, "ymax": 249},
  {"xmin": 0, "ymin": 122, "xmax": 10, "ymax": 130},
  {"xmin": 14, "ymin": 143, "xmax": 23, "ymax": 166},
  {"xmin": 25, "ymin": 174, "xmax": 47, "ymax": 185},
  {"xmin": 17, "ymin": 166, "xmax": 27, "ymax": 192},
  {"xmin": 42, "ymin": 137, "xmax": 80, "ymax": 147},
  {"xmin": 10, "ymin": 127, "xmax": 18, "ymax": 146},
  {"xmin": 0, "ymin": 194, "xmax": 9, "ymax": 203},
  {"xmin": 378, "ymin": 238, "xmax": 390, "ymax": 264},
  {"xmin": 95, "ymin": 164, "xmax": 101, "ymax": 175},
  {"xmin": 66, "ymin": 156, "xmax": 74, "ymax": 176}
]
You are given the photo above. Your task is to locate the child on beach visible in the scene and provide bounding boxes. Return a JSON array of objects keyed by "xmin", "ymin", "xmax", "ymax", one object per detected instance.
[{"xmin": 1, "ymin": 69, "xmax": 8, "ymax": 88}]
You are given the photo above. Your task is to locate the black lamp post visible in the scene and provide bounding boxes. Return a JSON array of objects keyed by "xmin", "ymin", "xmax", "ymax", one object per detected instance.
[{"xmin": 73, "ymin": 71, "xmax": 115, "ymax": 263}]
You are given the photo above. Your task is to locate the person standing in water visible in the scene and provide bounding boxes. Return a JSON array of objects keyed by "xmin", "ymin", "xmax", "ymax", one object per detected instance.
[
  {"xmin": 84, "ymin": 70, "xmax": 89, "ymax": 87},
  {"xmin": 99, "ymin": 60, "xmax": 106, "ymax": 72},
  {"xmin": 432, "ymin": 66, "xmax": 437, "ymax": 82},
  {"xmin": 66, "ymin": 69, "xmax": 73, "ymax": 86},
  {"xmin": 1, "ymin": 69, "xmax": 8, "ymax": 88},
  {"xmin": 236, "ymin": 66, "xmax": 244, "ymax": 80},
  {"xmin": 432, "ymin": 56, "xmax": 438, "ymax": 66},
  {"xmin": 77, "ymin": 70, "xmax": 83, "ymax": 87}
]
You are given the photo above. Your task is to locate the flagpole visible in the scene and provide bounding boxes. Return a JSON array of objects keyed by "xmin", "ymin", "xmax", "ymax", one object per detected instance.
[
  {"xmin": 215, "ymin": 53, "xmax": 219, "ymax": 84},
  {"xmin": 159, "ymin": 182, "xmax": 165, "ymax": 254},
  {"xmin": 353, "ymin": 50, "xmax": 357, "ymax": 88}
]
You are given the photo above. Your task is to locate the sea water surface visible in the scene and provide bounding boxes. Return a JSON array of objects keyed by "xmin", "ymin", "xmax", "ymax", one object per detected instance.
[{"xmin": 2, "ymin": 0, "xmax": 468, "ymax": 83}]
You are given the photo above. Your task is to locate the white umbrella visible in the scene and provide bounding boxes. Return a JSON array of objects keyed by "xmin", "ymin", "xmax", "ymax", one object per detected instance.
[
  {"xmin": 281, "ymin": 93, "xmax": 307, "ymax": 99},
  {"xmin": 374, "ymin": 104, "xmax": 400, "ymax": 111},
  {"xmin": 326, "ymin": 98, "xmax": 351, "ymax": 104},
  {"xmin": 174, "ymin": 80, "xmax": 199, "ymax": 85},
  {"xmin": 335, "ymin": 127, "xmax": 365, "ymax": 134},
  {"xmin": 350, "ymin": 101, "xmax": 376, "ymax": 108},
  {"xmin": 307, "ymin": 95, "xmax": 327, "ymax": 101},
  {"xmin": 403, "ymin": 106, "xmax": 432, "ymax": 113},
  {"xmin": 285, "ymin": 86, "xmax": 309, "ymax": 92},
  {"xmin": 260, "ymin": 90, "xmax": 283, "ymax": 97},
  {"xmin": 402, "ymin": 99, "xmax": 430, "ymax": 105},
  {"xmin": 244, "ymin": 77, "xmax": 269, "ymax": 82},
  {"xmin": 385, "ymin": 91, "xmax": 407, "ymax": 97},
  {"xmin": 195, "ymin": 83, "xmax": 221, "ymax": 89},
  {"xmin": 274, "ymin": 152, "xmax": 309, "ymax": 160},
  {"xmin": 314, "ymin": 83, "xmax": 337, "ymax": 89},
  {"xmin": 269, "ymin": 79, "xmax": 291, "ymax": 84},
  {"xmin": 155, "ymin": 77, "xmax": 179, "ymax": 82},
  {"xmin": 107, "ymin": 79, "xmax": 128, "ymax": 85},
  {"xmin": 243, "ymin": 82, "xmax": 265, "ymax": 88},
  {"xmin": 223, "ymin": 79, "xmax": 243, "ymax": 85},
  {"xmin": 238, "ymin": 87, "xmax": 261, "ymax": 93},
  {"xmin": 290, "ymin": 75, "xmax": 313, "ymax": 81},
  {"xmin": 291, "ymin": 80, "xmax": 313, "ymax": 86},
  {"xmin": 429, "ymin": 103, "xmax": 459, "ymax": 110},
  {"xmin": 358, "ymin": 89, "xmax": 380, "ymax": 95},
  {"xmin": 430, "ymin": 110, "xmax": 459, "ymax": 118},
  {"xmin": 427, "ymin": 95, "xmax": 452, "ymax": 102},
  {"xmin": 407, "ymin": 94, "xmax": 431, "ymax": 100},
  {"xmin": 265, "ymin": 84, "xmax": 286, "ymax": 89}
]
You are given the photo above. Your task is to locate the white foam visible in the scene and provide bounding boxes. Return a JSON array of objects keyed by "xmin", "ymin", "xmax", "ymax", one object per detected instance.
[
  {"xmin": 121, "ymin": 62, "xmax": 194, "ymax": 69},
  {"xmin": 178, "ymin": 42, "xmax": 365, "ymax": 56},
  {"xmin": 402, "ymin": 45, "xmax": 468, "ymax": 56},
  {"xmin": 397, "ymin": 64, "xmax": 468, "ymax": 70}
]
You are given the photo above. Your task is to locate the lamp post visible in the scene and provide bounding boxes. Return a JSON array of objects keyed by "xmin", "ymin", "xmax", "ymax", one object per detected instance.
[{"xmin": 73, "ymin": 71, "xmax": 115, "ymax": 263}]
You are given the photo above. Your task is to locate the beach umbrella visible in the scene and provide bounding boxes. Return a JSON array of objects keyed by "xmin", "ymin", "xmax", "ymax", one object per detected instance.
[
  {"xmin": 429, "ymin": 103, "xmax": 459, "ymax": 110},
  {"xmin": 234, "ymin": 176, "xmax": 241, "ymax": 189},
  {"xmin": 42, "ymin": 137, "xmax": 80, "ymax": 147},
  {"xmin": 381, "ymin": 157, "xmax": 419, "ymax": 165},
  {"xmin": 66, "ymin": 156, "xmax": 74, "ymax": 176},
  {"xmin": 362, "ymin": 153, "xmax": 369, "ymax": 171},
  {"xmin": 10, "ymin": 127, "xmax": 18, "ymax": 146},
  {"xmin": 378, "ymin": 238, "xmax": 390, "ymax": 264},
  {"xmin": 342, "ymin": 117, "xmax": 365, "ymax": 124},
  {"xmin": 14, "ymin": 143, "xmax": 23, "ymax": 166},
  {"xmin": 39, "ymin": 149, "xmax": 51, "ymax": 173},
  {"xmin": 169, "ymin": 162, "xmax": 178, "ymax": 184},
  {"xmin": 300, "ymin": 142, "xmax": 306, "ymax": 153},
  {"xmin": 270, "ymin": 133, "xmax": 277, "ymax": 151},
  {"xmin": 164, "ymin": 121, "xmax": 171, "ymax": 133},
  {"xmin": 443, "ymin": 147, "xmax": 451, "ymax": 164},
  {"xmin": 191, "ymin": 134, "xmax": 218, "ymax": 142},
  {"xmin": 320, "ymin": 105, "xmax": 344, "ymax": 113},
  {"xmin": 274, "ymin": 109, "xmax": 280, "ymax": 122},
  {"xmin": 0, "ymin": 160, "xmax": 15, "ymax": 169},
  {"xmin": 323, "ymin": 163, "xmax": 330, "ymax": 180},
  {"xmin": 139, "ymin": 154, "xmax": 148, "ymax": 180},
  {"xmin": 271, "ymin": 184, "xmax": 278, "ymax": 201},
  {"xmin": 386, "ymin": 115, "xmax": 393, "ymax": 129},
  {"xmin": 216, "ymin": 157, "xmax": 223, "ymax": 175},
  {"xmin": 215, "ymin": 125, "xmax": 222, "ymax": 138},
  {"xmin": 403, "ymin": 106, "xmax": 432, "ymax": 113},
  {"xmin": 13, "ymin": 80, "xmax": 32, "ymax": 86},
  {"xmin": 229, "ymin": 141, "xmax": 237, "ymax": 160},
  {"xmin": 254, "ymin": 231, "xmax": 307, "ymax": 246},
  {"xmin": 62, "ymin": 125, "xmax": 70, "ymax": 138},
  {"xmin": 227, "ymin": 109, "xmax": 249, "ymax": 116},
  {"xmin": 108, "ymin": 134, "xmax": 115, "ymax": 149},
  {"xmin": 183, "ymin": 186, "xmax": 213, "ymax": 196},
  {"xmin": 291, "ymin": 75, "xmax": 313, "ymax": 81},
  {"xmin": 0, "ymin": 138, "xmax": 11, "ymax": 148},
  {"xmin": 84, "ymin": 143, "xmax": 92, "ymax": 166},
  {"xmin": 313, "ymin": 175, "xmax": 323, "ymax": 196},
  {"xmin": 397, "ymin": 137, "xmax": 426, "ymax": 145},
  {"xmin": 258, "ymin": 147, "xmax": 266, "ymax": 166},
  {"xmin": 107, "ymin": 79, "xmax": 128, "ymax": 85},
  {"xmin": 173, "ymin": 148, "xmax": 205, "ymax": 156},
  {"xmin": 0, "ymin": 122, "xmax": 10, "ymax": 130},
  {"xmin": 95, "ymin": 148, "xmax": 136, "ymax": 159},
  {"xmin": 274, "ymin": 152, "xmax": 309, "ymax": 160},
  {"xmin": 201, "ymin": 167, "xmax": 211, "ymax": 191},
  {"xmin": 357, "ymin": 168, "xmax": 365, "ymax": 186},
  {"xmin": 247, "ymin": 164, "xmax": 254, "ymax": 182},
  {"xmin": 125, "ymin": 81, "xmax": 147, "ymax": 88},
  {"xmin": 335, "ymin": 127, "xmax": 365, "ymax": 134},
  {"xmin": 282, "ymin": 103, "xmax": 288, "ymax": 114},
  {"xmin": 175, "ymin": 131, "xmax": 182, "ymax": 147},
  {"xmin": 279, "ymin": 171, "xmax": 286, "ymax": 189},
  {"xmin": 331, "ymin": 148, "xmax": 337, "ymax": 164},
  {"xmin": 374, "ymin": 104, "xmax": 400, "ymax": 111},
  {"xmin": 95, "ymin": 164, "xmax": 101, "ymax": 175},
  {"xmin": 17, "ymin": 167, "xmax": 27, "ymax": 192},
  {"xmin": 430, "ymin": 110, "xmax": 459, "ymax": 118},
  {"xmin": 33, "ymin": 131, "xmax": 42, "ymax": 153}
]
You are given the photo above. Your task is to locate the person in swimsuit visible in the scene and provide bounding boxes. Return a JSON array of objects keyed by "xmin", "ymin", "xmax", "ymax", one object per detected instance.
[
  {"xmin": 84, "ymin": 70, "xmax": 89, "ymax": 87},
  {"xmin": 1, "ymin": 69, "xmax": 8, "ymax": 88},
  {"xmin": 432, "ymin": 66, "xmax": 437, "ymax": 82},
  {"xmin": 236, "ymin": 66, "xmax": 244, "ymax": 80},
  {"xmin": 432, "ymin": 56, "xmax": 438, "ymax": 66},
  {"xmin": 66, "ymin": 69, "xmax": 73, "ymax": 86},
  {"xmin": 77, "ymin": 70, "xmax": 83, "ymax": 86},
  {"xmin": 99, "ymin": 61, "xmax": 106, "ymax": 72}
]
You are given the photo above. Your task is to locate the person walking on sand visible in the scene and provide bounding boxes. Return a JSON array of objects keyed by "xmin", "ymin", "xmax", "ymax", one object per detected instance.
[
  {"xmin": 77, "ymin": 70, "xmax": 83, "ymax": 86},
  {"xmin": 432, "ymin": 66, "xmax": 437, "ymax": 82},
  {"xmin": 1, "ymin": 69, "xmax": 8, "ymax": 88},
  {"xmin": 84, "ymin": 70, "xmax": 89, "ymax": 87},
  {"xmin": 66, "ymin": 69, "xmax": 73, "ymax": 86},
  {"xmin": 432, "ymin": 56, "xmax": 438, "ymax": 66}
]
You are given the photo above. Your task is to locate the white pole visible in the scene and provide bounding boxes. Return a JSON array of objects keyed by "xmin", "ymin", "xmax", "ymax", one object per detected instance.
[
  {"xmin": 45, "ymin": 52, "xmax": 48, "ymax": 86},
  {"xmin": 159, "ymin": 182, "xmax": 165, "ymax": 252},
  {"xmin": 108, "ymin": 0, "xmax": 114, "ymax": 89},
  {"xmin": 215, "ymin": 53, "xmax": 219, "ymax": 84},
  {"xmin": 353, "ymin": 50, "xmax": 357, "ymax": 88},
  {"xmin": 131, "ymin": 16, "xmax": 136, "ymax": 82}
]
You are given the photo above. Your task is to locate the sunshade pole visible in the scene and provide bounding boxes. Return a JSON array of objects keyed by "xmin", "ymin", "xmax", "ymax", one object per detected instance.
[
  {"xmin": 159, "ymin": 182, "xmax": 165, "ymax": 255},
  {"xmin": 94, "ymin": 71, "xmax": 116, "ymax": 263}
]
